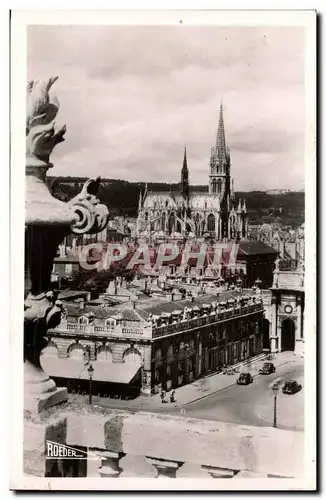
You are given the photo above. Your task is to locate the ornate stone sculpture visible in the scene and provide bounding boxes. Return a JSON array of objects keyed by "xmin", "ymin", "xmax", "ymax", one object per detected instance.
[{"xmin": 24, "ymin": 77, "xmax": 109, "ymax": 413}]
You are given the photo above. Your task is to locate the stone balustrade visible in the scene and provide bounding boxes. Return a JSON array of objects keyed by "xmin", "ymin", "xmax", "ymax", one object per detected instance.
[
  {"xmin": 61, "ymin": 408, "xmax": 303, "ymax": 479},
  {"xmin": 152, "ymin": 302, "xmax": 264, "ymax": 339}
]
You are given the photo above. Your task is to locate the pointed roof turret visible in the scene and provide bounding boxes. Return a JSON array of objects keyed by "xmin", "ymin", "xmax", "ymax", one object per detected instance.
[
  {"xmin": 180, "ymin": 145, "xmax": 189, "ymax": 199},
  {"xmin": 143, "ymin": 182, "xmax": 148, "ymax": 202},
  {"xmin": 237, "ymin": 199, "xmax": 242, "ymax": 214},
  {"xmin": 242, "ymin": 199, "xmax": 247, "ymax": 213},
  {"xmin": 231, "ymin": 178, "xmax": 235, "ymax": 199},
  {"xmin": 216, "ymin": 103, "xmax": 227, "ymax": 166},
  {"xmin": 182, "ymin": 145, "xmax": 188, "ymax": 173},
  {"xmin": 138, "ymin": 189, "xmax": 142, "ymax": 210}
]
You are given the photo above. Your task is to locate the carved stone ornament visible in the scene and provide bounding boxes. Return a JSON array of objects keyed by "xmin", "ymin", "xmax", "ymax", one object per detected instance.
[{"xmin": 24, "ymin": 77, "xmax": 109, "ymax": 413}]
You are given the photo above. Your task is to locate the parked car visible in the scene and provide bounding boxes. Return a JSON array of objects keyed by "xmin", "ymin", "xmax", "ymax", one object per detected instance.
[
  {"xmin": 282, "ymin": 380, "xmax": 302, "ymax": 395},
  {"xmin": 259, "ymin": 362, "xmax": 276, "ymax": 375},
  {"xmin": 237, "ymin": 372, "xmax": 253, "ymax": 385}
]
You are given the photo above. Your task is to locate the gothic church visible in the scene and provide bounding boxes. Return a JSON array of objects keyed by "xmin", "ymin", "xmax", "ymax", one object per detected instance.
[{"xmin": 136, "ymin": 104, "xmax": 248, "ymax": 241}]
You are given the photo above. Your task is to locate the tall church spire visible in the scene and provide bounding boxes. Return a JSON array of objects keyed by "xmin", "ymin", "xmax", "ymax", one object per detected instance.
[
  {"xmin": 138, "ymin": 189, "xmax": 142, "ymax": 210},
  {"xmin": 180, "ymin": 145, "xmax": 189, "ymax": 199},
  {"xmin": 216, "ymin": 102, "xmax": 227, "ymax": 166}
]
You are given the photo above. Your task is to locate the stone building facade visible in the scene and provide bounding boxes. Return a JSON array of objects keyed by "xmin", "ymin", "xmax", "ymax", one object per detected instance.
[
  {"xmin": 43, "ymin": 290, "xmax": 265, "ymax": 396},
  {"xmin": 136, "ymin": 105, "xmax": 248, "ymax": 241},
  {"xmin": 260, "ymin": 262, "xmax": 305, "ymax": 354}
]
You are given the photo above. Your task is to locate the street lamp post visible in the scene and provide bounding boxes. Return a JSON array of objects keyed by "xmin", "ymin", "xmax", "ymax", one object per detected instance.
[
  {"xmin": 272, "ymin": 384, "xmax": 279, "ymax": 428},
  {"xmin": 87, "ymin": 363, "xmax": 94, "ymax": 405}
]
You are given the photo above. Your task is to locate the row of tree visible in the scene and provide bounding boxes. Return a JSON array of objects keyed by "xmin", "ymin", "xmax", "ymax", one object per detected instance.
[{"xmin": 47, "ymin": 177, "xmax": 305, "ymax": 226}]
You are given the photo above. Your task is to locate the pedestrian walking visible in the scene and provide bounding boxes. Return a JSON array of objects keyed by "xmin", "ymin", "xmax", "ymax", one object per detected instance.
[
  {"xmin": 160, "ymin": 389, "xmax": 167, "ymax": 403},
  {"xmin": 170, "ymin": 389, "xmax": 176, "ymax": 403}
]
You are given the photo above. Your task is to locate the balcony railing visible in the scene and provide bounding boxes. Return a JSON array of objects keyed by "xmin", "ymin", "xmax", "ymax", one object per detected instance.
[
  {"xmin": 60, "ymin": 408, "xmax": 303, "ymax": 479},
  {"xmin": 152, "ymin": 302, "xmax": 264, "ymax": 339}
]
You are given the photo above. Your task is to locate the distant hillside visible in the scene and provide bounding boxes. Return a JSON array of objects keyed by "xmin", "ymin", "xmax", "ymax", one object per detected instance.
[{"xmin": 48, "ymin": 177, "xmax": 305, "ymax": 227}]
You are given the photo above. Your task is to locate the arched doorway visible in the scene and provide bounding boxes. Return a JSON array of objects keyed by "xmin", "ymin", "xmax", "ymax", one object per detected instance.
[
  {"xmin": 123, "ymin": 347, "xmax": 142, "ymax": 365},
  {"xmin": 41, "ymin": 340, "xmax": 58, "ymax": 358},
  {"xmin": 67, "ymin": 343, "xmax": 85, "ymax": 359},
  {"xmin": 261, "ymin": 318, "xmax": 271, "ymax": 350},
  {"xmin": 281, "ymin": 319, "xmax": 296, "ymax": 351},
  {"xmin": 96, "ymin": 345, "xmax": 113, "ymax": 362}
]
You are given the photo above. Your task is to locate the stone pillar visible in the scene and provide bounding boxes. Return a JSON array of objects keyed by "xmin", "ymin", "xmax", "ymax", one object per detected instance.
[
  {"xmin": 24, "ymin": 77, "xmax": 109, "ymax": 476},
  {"xmin": 98, "ymin": 451, "xmax": 125, "ymax": 478},
  {"xmin": 24, "ymin": 415, "xmax": 67, "ymax": 477},
  {"xmin": 146, "ymin": 457, "xmax": 184, "ymax": 478},
  {"xmin": 197, "ymin": 336, "xmax": 202, "ymax": 377},
  {"xmin": 295, "ymin": 296, "xmax": 304, "ymax": 354},
  {"xmin": 270, "ymin": 295, "xmax": 278, "ymax": 353}
]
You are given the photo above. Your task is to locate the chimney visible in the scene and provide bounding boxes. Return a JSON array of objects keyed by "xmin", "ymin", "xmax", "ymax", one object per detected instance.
[
  {"xmin": 133, "ymin": 301, "xmax": 136, "ymax": 309},
  {"xmin": 79, "ymin": 299, "xmax": 85, "ymax": 310}
]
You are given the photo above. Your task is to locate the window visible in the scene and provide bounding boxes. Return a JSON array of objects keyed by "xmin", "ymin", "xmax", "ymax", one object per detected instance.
[
  {"xmin": 78, "ymin": 316, "xmax": 88, "ymax": 325},
  {"xmin": 65, "ymin": 263, "xmax": 73, "ymax": 274},
  {"xmin": 105, "ymin": 318, "xmax": 116, "ymax": 330},
  {"xmin": 207, "ymin": 214, "xmax": 216, "ymax": 232}
]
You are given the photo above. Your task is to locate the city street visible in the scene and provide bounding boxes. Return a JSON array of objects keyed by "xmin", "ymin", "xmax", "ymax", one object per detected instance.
[
  {"xmin": 165, "ymin": 361, "xmax": 304, "ymax": 431},
  {"xmin": 72, "ymin": 357, "xmax": 304, "ymax": 432}
]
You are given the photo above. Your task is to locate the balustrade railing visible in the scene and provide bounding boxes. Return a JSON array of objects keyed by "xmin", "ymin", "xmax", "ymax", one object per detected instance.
[
  {"xmin": 152, "ymin": 302, "xmax": 263, "ymax": 338},
  {"xmin": 63, "ymin": 409, "xmax": 303, "ymax": 479}
]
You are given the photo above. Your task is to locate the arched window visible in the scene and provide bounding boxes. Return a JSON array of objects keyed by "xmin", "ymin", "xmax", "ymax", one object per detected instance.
[
  {"xmin": 122, "ymin": 347, "xmax": 142, "ymax": 365},
  {"xmin": 161, "ymin": 212, "xmax": 166, "ymax": 230},
  {"xmin": 217, "ymin": 179, "xmax": 222, "ymax": 194},
  {"xmin": 78, "ymin": 316, "xmax": 88, "ymax": 325},
  {"xmin": 41, "ymin": 340, "xmax": 58, "ymax": 358},
  {"xmin": 207, "ymin": 213, "xmax": 216, "ymax": 232},
  {"xmin": 96, "ymin": 345, "xmax": 113, "ymax": 362},
  {"xmin": 67, "ymin": 342, "xmax": 85, "ymax": 360},
  {"xmin": 168, "ymin": 213, "xmax": 176, "ymax": 234},
  {"xmin": 212, "ymin": 179, "xmax": 217, "ymax": 193}
]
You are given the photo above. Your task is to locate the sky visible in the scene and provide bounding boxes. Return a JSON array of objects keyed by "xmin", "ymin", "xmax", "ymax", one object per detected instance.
[{"xmin": 27, "ymin": 25, "xmax": 305, "ymax": 191}]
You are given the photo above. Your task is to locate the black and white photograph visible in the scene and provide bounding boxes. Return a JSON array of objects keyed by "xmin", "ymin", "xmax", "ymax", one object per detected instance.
[{"xmin": 9, "ymin": 9, "xmax": 316, "ymax": 491}]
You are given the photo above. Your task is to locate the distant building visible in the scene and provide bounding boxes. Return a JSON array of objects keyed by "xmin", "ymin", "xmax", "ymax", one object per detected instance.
[
  {"xmin": 136, "ymin": 104, "xmax": 248, "ymax": 241},
  {"xmin": 248, "ymin": 222, "xmax": 305, "ymax": 268},
  {"xmin": 265, "ymin": 189, "xmax": 292, "ymax": 195}
]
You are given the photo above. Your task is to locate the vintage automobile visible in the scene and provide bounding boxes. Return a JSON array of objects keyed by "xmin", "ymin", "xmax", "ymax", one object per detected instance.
[
  {"xmin": 236, "ymin": 372, "xmax": 253, "ymax": 385},
  {"xmin": 282, "ymin": 380, "xmax": 302, "ymax": 395},
  {"xmin": 259, "ymin": 362, "xmax": 276, "ymax": 375}
]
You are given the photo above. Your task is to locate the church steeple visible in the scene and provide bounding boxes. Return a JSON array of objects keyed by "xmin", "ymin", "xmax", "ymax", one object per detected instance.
[
  {"xmin": 216, "ymin": 102, "xmax": 227, "ymax": 166},
  {"xmin": 180, "ymin": 146, "xmax": 189, "ymax": 199}
]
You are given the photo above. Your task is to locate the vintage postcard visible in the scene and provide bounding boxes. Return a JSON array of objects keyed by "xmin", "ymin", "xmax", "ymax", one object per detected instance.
[{"xmin": 10, "ymin": 9, "xmax": 316, "ymax": 491}]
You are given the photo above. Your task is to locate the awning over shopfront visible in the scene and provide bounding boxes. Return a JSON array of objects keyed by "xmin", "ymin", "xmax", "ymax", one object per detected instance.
[{"xmin": 41, "ymin": 357, "xmax": 141, "ymax": 384}]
